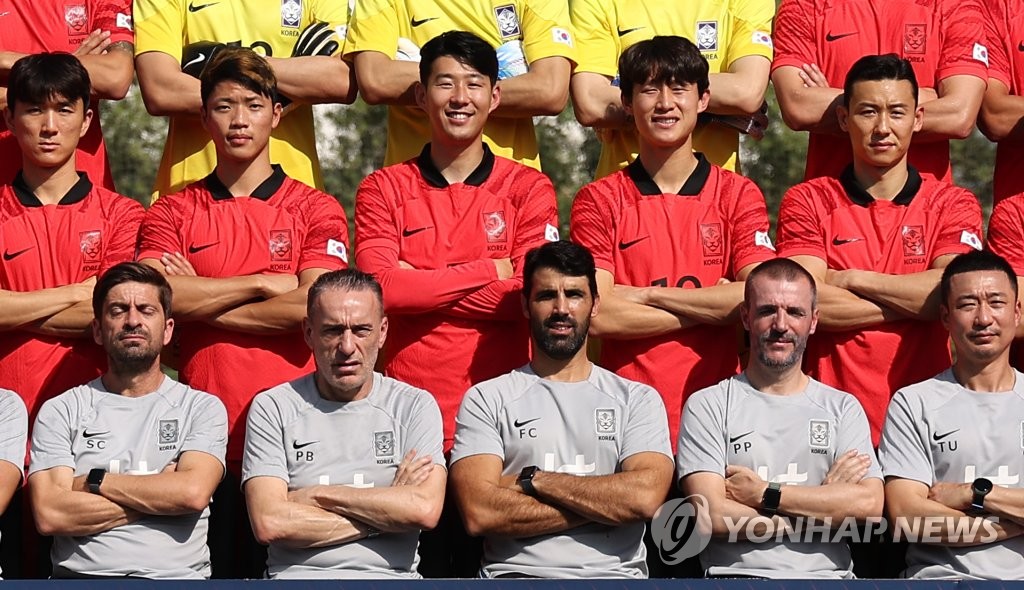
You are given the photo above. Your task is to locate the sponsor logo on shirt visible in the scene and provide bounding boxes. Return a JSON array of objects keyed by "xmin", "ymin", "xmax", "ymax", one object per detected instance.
[
  {"xmin": 65, "ymin": 4, "xmax": 88, "ymax": 36},
  {"xmin": 552, "ymin": 27, "xmax": 573, "ymax": 47},
  {"xmin": 903, "ymin": 24, "xmax": 926, "ymax": 55},
  {"xmin": 326, "ymin": 238, "xmax": 348, "ymax": 263},
  {"xmin": 269, "ymin": 229, "xmax": 294, "ymax": 266},
  {"xmin": 482, "ymin": 211, "xmax": 508, "ymax": 243},
  {"xmin": 700, "ymin": 223, "xmax": 723, "ymax": 257},
  {"xmin": 374, "ymin": 431, "xmax": 395, "ymax": 464},
  {"xmin": 751, "ymin": 31, "xmax": 773, "ymax": 49},
  {"xmin": 960, "ymin": 230, "xmax": 982, "ymax": 250},
  {"xmin": 494, "ymin": 4, "xmax": 522, "ymax": 40},
  {"xmin": 901, "ymin": 225, "xmax": 925, "ymax": 257},
  {"xmin": 158, "ymin": 419, "xmax": 179, "ymax": 450},
  {"xmin": 80, "ymin": 230, "xmax": 102, "ymax": 272},
  {"xmin": 934, "ymin": 428, "xmax": 958, "ymax": 452},
  {"xmin": 2, "ymin": 246, "xmax": 33, "ymax": 261},
  {"xmin": 808, "ymin": 420, "xmax": 830, "ymax": 454},
  {"xmin": 973, "ymin": 43, "xmax": 989, "ymax": 66},
  {"xmin": 696, "ymin": 21, "xmax": 718, "ymax": 52},
  {"xmin": 280, "ymin": 0, "xmax": 301, "ymax": 29}
]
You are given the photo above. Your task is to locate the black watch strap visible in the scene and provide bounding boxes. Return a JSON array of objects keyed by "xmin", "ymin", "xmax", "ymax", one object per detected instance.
[
  {"xmin": 87, "ymin": 468, "xmax": 106, "ymax": 495},
  {"xmin": 971, "ymin": 477, "xmax": 993, "ymax": 512},
  {"xmin": 761, "ymin": 482, "xmax": 782, "ymax": 516},
  {"xmin": 518, "ymin": 466, "xmax": 539, "ymax": 497}
]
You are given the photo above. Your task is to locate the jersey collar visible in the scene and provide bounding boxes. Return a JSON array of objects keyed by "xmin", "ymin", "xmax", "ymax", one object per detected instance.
[
  {"xmin": 627, "ymin": 153, "xmax": 711, "ymax": 196},
  {"xmin": 13, "ymin": 171, "xmax": 92, "ymax": 207},
  {"xmin": 839, "ymin": 164, "xmax": 922, "ymax": 207},
  {"xmin": 205, "ymin": 164, "xmax": 287, "ymax": 201},
  {"xmin": 416, "ymin": 143, "xmax": 495, "ymax": 188}
]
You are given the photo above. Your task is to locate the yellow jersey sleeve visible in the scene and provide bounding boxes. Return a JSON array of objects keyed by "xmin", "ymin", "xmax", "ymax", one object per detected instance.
[
  {"xmin": 309, "ymin": 0, "xmax": 351, "ymax": 45},
  {"xmin": 520, "ymin": 0, "xmax": 577, "ymax": 65},
  {"xmin": 134, "ymin": 0, "xmax": 186, "ymax": 59},
  {"xmin": 344, "ymin": 0, "xmax": 404, "ymax": 58},
  {"xmin": 724, "ymin": 0, "xmax": 774, "ymax": 69},
  {"xmin": 570, "ymin": 0, "xmax": 618, "ymax": 76}
]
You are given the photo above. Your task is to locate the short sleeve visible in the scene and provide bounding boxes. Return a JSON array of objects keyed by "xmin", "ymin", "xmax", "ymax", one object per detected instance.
[
  {"xmin": 298, "ymin": 191, "xmax": 349, "ymax": 272},
  {"xmin": 181, "ymin": 392, "xmax": 227, "ymax": 468},
  {"xmin": 0, "ymin": 391, "xmax": 27, "ymax": 475},
  {"xmin": 621, "ymin": 384, "xmax": 672, "ymax": 461},
  {"xmin": 935, "ymin": 0, "xmax": 989, "ymax": 82},
  {"xmin": 93, "ymin": 0, "xmax": 135, "ymax": 45},
  {"xmin": 521, "ymin": 0, "xmax": 578, "ymax": 65},
  {"xmin": 102, "ymin": 198, "xmax": 145, "ymax": 274},
  {"xmin": 982, "ymin": 0, "xmax": 1012, "ymax": 88},
  {"xmin": 308, "ymin": 0, "xmax": 351, "ymax": 37},
  {"xmin": 343, "ymin": 0, "xmax": 401, "ymax": 58},
  {"xmin": 137, "ymin": 197, "xmax": 185, "ymax": 262},
  {"xmin": 987, "ymin": 198, "xmax": 1024, "ymax": 274},
  {"xmin": 878, "ymin": 389, "xmax": 933, "ymax": 486},
  {"xmin": 510, "ymin": 170, "xmax": 559, "ymax": 262},
  {"xmin": 133, "ymin": 0, "xmax": 185, "ymax": 60},
  {"xmin": 449, "ymin": 386, "xmax": 504, "ymax": 465},
  {"xmin": 569, "ymin": 0, "xmax": 618, "ymax": 76},
  {"xmin": 675, "ymin": 386, "xmax": 727, "ymax": 478},
  {"xmin": 931, "ymin": 187, "xmax": 983, "ymax": 263},
  {"xmin": 241, "ymin": 391, "xmax": 289, "ymax": 483},
  {"xmin": 776, "ymin": 183, "xmax": 827, "ymax": 259},
  {"xmin": 724, "ymin": 0, "xmax": 775, "ymax": 69},
  {"xmin": 570, "ymin": 184, "xmax": 617, "ymax": 274},
  {"xmin": 834, "ymin": 394, "xmax": 883, "ymax": 481},
  {"xmin": 770, "ymin": 0, "xmax": 816, "ymax": 72},
  {"xmin": 724, "ymin": 175, "xmax": 775, "ymax": 275},
  {"xmin": 28, "ymin": 396, "xmax": 76, "ymax": 475},
  {"xmin": 401, "ymin": 391, "xmax": 445, "ymax": 468}
]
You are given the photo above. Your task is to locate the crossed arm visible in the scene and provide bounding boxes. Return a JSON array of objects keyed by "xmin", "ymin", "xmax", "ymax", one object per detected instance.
[
  {"xmin": 885, "ymin": 478, "xmax": 1024, "ymax": 545},
  {"xmin": 0, "ymin": 279, "xmax": 96, "ymax": 333},
  {"xmin": 1, "ymin": 31, "xmax": 133, "ymax": 101},
  {"xmin": 450, "ymin": 452, "xmax": 673, "ymax": 538}
]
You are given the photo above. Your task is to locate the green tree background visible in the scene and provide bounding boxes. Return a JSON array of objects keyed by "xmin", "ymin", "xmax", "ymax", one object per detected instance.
[{"xmin": 101, "ymin": 80, "xmax": 997, "ymax": 235}]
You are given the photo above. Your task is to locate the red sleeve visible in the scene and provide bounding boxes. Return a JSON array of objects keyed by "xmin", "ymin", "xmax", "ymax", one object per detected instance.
[
  {"xmin": 987, "ymin": 198, "xmax": 1024, "ymax": 274},
  {"xmin": 92, "ymin": 0, "xmax": 134, "ymax": 45},
  {"xmin": 102, "ymin": 197, "xmax": 145, "ymax": 273},
  {"xmin": 569, "ymin": 183, "xmax": 617, "ymax": 274},
  {"xmin": 354, "ymin": 171, "xmax": 497, "ymax": 314},
  {"xmin": 444, "ymin": 169, "xmax": 560, "ymax": 321},
  {"xmin": 724, "ymin": 175, "xmax": 776, "ymax": 275},
  {"xmin": 775, "ymin": 183, "xmax": 828, "ymax": 259},
  {"xmin": 297, "ymin": 189, "xmax": 349, "ymax": 272},
  {"xmin": 137, "ymin": 196, "xmax": 185, "ymax": 261},
  {"xmin": 982, "ymin": 0, "xmax": 1012, "ymax": 88},
  {"xmin": 936, "ymin": 0, "xmax": 989, "ymax": 82},
  {"xmin": 930, "ymin": 187, "xmax": 984, "ymax": 263},
  {"xmin": 770, "ymin": 0, "xmax": 817, "ymax": 72}
]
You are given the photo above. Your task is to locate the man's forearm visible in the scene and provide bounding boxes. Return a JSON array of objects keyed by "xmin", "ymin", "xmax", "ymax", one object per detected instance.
[
  {"xmin": 589, "ymin": 296, "xmax": 691, "ymax": 339},
  {"xmin": 532, "ymin": 464, "xmax": 670, "ymax": 526},
  {"xmin": 642, "ymin": 281, "xmax": 745, "ymax": 325},
  {"xmin": 302, "ymin": 478, "xmax": 441, "ymax": 533},
  {"xmin": 97, "ymin": 471, "xmax": 214, "ymax": 516},
  {"xmin": 158, "ymin": 274, "xmax": 266, "ymax": 320},
  {"xmin": 833, "ymin": 268, "xmax": 943, "ymax": 320},
  {"xmin": 34, "ymin": 490, "xmax": 137, "ymax": 537},
  {"xmin": 0, "ymin": 285, "xmax": 90, "ymax": 331},
  {"xmin": 206, "ymin": 285, "xmax": 309, "ymax": 334},
  {"xmin": 814, "ymin": 284, "xmax": 899, "ymax": 330},
  {"xmin": 773, "ymin": 482, "xmax": 883, "ymax": 522},
  {"xmin": 27, "ymin": 300, "xmax": 94, "ymax": 338},
  {"xmin": 266, "ymin": 55, "xmax": 356, "ymax": 104}
]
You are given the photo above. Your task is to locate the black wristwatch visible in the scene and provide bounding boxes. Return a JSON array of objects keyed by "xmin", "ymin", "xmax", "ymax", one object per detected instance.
[
  {"xmin": 87, "ymin": 468, "xmax": 106, "ymax": 495},
  {"xmin": 761, "ymin": 482, "xmax": 782, "ymax": 516},
  {"xmin": 518, "ymin": 466, "xmax": 540, "ymax": 497},
  {"xmin": 971, "ymin": 477, "xmax": 993, "ymax": 512}
]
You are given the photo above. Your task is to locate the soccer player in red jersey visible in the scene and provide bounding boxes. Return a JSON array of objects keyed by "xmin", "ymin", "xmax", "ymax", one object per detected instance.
[
  {"xmin": 0, "ymin": 1, "xmax": 134, "ymax": 189},
  {"xmin": 136, "ymin": 47, "xmax": 349, "ymax": 578},
  {"xmin": 772, "ymin": 0, "xmax": 988, "ymax": 182},
  {"xmin": 355, "ymin": 30, "xmax": 559, "ymax": 577},
  {"xmin": 570, "ymin": 36, "xmax": 775, "ymax": 448},
  {"xmin": 984, "ymin": 193, "xmax": 1024, "ymax": 369},
  {"xmin": 777, "ymin": 54, "xmax": 983, "ymax": 447},
  {"xmin": 0, "ymin": 52, "xmax": 143, "ymax": 578},
  {"xmin": 979, "ymin": 0, "xmax": 1024, "ymax": 204}
]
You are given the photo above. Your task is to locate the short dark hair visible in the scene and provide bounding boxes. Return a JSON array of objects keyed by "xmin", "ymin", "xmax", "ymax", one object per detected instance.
[
  {"xmin": 93, "ymin": 263, "xmax": 173, "ymax": 319},
  {"xmin": 523, "ymin": 241, "xmax": 598, "ymax": 299},
  {"xmin": 843, "ymin": 54, "xmax": 919, "ymax": 108},
  {"xmin": 744, "ymin": 258, "xmax": 817, "ymax": 309},
  {"xmin": 618, "ymin": 36, "xmax": 709, "ymax": 101},
  {"xmin": 940, "ymin": 250, "xmax": 1018, "ymax": 305},
  {"xmin": 419, "ymin": 31, "xmax": 499, "ymax": 86},
  {"xmin": 307, "ymin": 269, "xmax": 385, "ymax": 318},
  {"xmin": 7, "ymin": 52, "xmax": 91, "ymax": 111},
  {"xmin": 200, "ymin": 47, "xmax": 278, "ymax": 107}
]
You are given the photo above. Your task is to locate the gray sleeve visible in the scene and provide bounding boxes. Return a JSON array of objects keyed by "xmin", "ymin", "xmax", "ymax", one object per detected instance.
[
  {"xmin": 0, "ymin": 391, "xmax": 27, "ymax": 474},
  {"xmin": 878, "ymin": 389, "xmax": 932, "ymax": 486},
  {"xmin": 835, "ymin": 396, "xmax": 882, "ymax": 481},
  {"xmin": 28, "ymin": 396, "xmax": 75, "ymax": 475},
  {"xmin": 181, "ymin": 393, "xmax": 228, "ymax": 467},
  {"xmin": 622, "ymin": 383, "xmax": 672, "ymax": 460},
  {"xmin": 450, "ymin": 386, "xmax": 503, "ymax": 465},
  {"xmin": 241, "ymin": 392, "xmax": 289, "ymax": 484},
  {"xmin": 676, "ymin": 389, "xmax": 727, "ymax": 478},
  {"xmin": 402, "ymin": 392, "xmax": 445, "ymax": 469}
]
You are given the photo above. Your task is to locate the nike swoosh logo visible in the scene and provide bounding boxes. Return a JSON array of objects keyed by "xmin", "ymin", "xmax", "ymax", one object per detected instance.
[
  {"xmin": 402, "ymin": 226, "xmax": 432, "ymax": 238},
  {"xmin": 411, "ymin": 16, "xmax": 437, "ymax": 27},
  {"xmin": 188, "ymin": 242, "xmax": 219, "ymax": 254},
  {"xmin": 729, "ymin": 430, "xmax": 754, "ymax": 444},
  {"xmin": 82, "ymin": 429, "xmax": 110, "ymax": 438},
  {"xmin": 183, "ymin": 53, "xmax": 206, "ymax": 69},
  {"xmin": 617, "ymin": 26, "xmax": 644, "ymax": 37},
  {"xmin": 618, "ymin": 236, "xmax": 649, "ymax": 250},
  {"xmin": 933, "ymin": 429, "xmax": 960, "ymax": 442},
  {"xmin": 188, "ymin": 1, "xmax": 219, "ymax": 12},
  {"xmin": 513, "ymin": 418, "xmax": 540, "ymax": 428},
  {"xmin": 832, "ymin": 237, "xmax": 863, "ymax": 246},
  {"xmin": 825, "ymin": 31, "xmax": 857, "ymax": 42},
  {"xmin": 2, "ymin": 246, "xmax": 33, "ymax": 261},
  {"xmin": 292, "ymin": 440, "xmax": 319, "ymax": 449}
]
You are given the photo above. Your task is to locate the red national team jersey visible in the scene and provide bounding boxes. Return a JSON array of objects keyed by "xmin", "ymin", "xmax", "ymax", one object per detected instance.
[
  {"xmin": 137, "ymin": 167, "xmax": 349, "ymax": 461},
  {"xmin": 777, "ymin": 167, "xmax": 982, "ymax": 444},
  {"xmin": 0, "ymin": 0, "xmax": 134, "ymax": 189},
  {"xmin": 0, "ymin": 173, "xmax": 143, "ymax": 421},
  {"xmin": 984, "ymin": 0, "xmax": 1024, "ymax": 203},
  {"xmin": 772, "ymin": 0, "xmax": 988, "ymax": 181},
  {"xmin": 355, "ymin": 145, "xmax": 559, "ymax": 452},
  {"xmin": 985, "ymin": 196, "xmax": 1024, "ymax": 368},
  {"xmin": 570, "ymin": 155, "xmax": 776, "ymax": 445}
]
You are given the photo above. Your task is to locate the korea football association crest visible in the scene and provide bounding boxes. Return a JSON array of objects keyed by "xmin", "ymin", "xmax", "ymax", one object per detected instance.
[
  {"xmin": 903, "ymin": 24, "xmax": 926, "ymax": 55},
  {"xmin": 80, "ymin": 230, "xmax": 102, "ymax": 271},
  {"xmin": 494, "ymin": 4, "xmax": 522, "ymax": 40},
  {"xmin": 696, "ymin": 21, "xmax": 718, "ymax": 52},
  {"xmin": 269, "ymin": 229, "xmax": 294, "ymax": 262},
  {"xmin": 596, "ymin": 409, "xmax": 616, "ymax": 434},
  {"xmin": 700, "ymin": 223, "xmax": 723, "ymax": 257},
  {"xmin": 809, "ymin": 420, "xmax": 830, "ymax": 451},
  {"xmin": 482, "ymin": 211, "xmax": 508, "ymax": 243},
  {"xmin": 374, "ymin": 431, "xmax": 395, "ymax": 458},
  {"xmin": 158, "ymin": 419, "xmax": 179, "ymax": 450},
  {"xmin": 281, "ymin": 0, "xmax": 302, "ymax": 28},
  {"xmin": 902, "ymin": 225, "xmax": 925, "ymax": 257},
  {"xmin": 65, "ymin": 3, "xmax": 88, "ymax": 37}
]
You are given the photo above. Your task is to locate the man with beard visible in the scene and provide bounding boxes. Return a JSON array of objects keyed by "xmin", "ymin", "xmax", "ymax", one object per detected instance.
[
  {"xmin": 449, "ymin": 241, "xmax": 674, "ymax": 578},
  {"xmin": 27, "ymin": 263, "xmax": 227, "ymax": 579},
  {"xmin": 879, "ymin": 250, "xmax": 1024, "ymax": 579},
  {"xmin": 677, "ymin": 258, "xmax": 883, "ymax": 578}
]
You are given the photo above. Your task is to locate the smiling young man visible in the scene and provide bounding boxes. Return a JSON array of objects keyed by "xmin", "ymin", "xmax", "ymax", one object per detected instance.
[
  {"xmin": 136, "ymin": 46, "xmax": 349, "ymax": 577},
  {"xmin": 569, "ymin": 35, "xmax": 775, "ymax": 448},
  {"xmin": 879, "ymin": 250, "xmax": 1024, "ymax": 579},
  {"xmin": 776, "ymin": 54, "xmax": 983, "ymax": 446}
]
